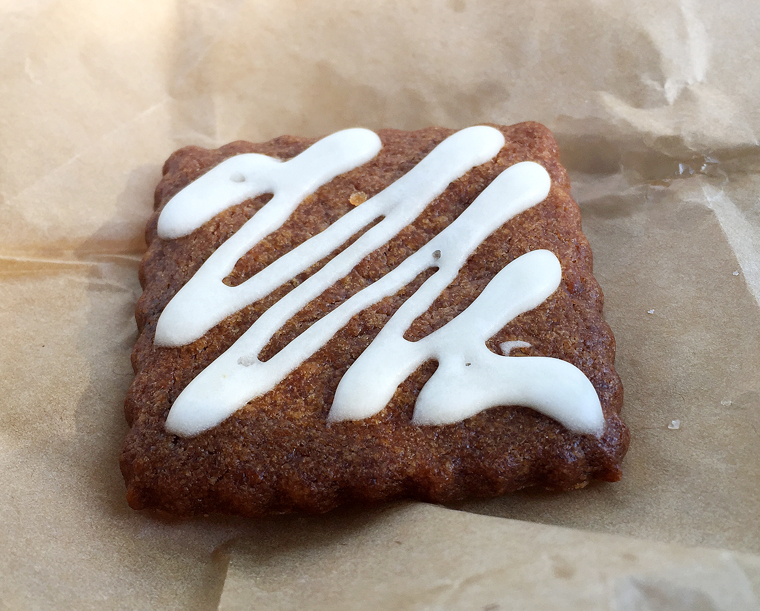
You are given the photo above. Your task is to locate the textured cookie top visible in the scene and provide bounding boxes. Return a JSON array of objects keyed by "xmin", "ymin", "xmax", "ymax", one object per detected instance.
[
  {"xmin": 155, "ymin": 126, "xmax": 603, "ymax": 437},
  {"xmin": 122, "ymin": 122, "xmax": 628, "ymax": 517}
]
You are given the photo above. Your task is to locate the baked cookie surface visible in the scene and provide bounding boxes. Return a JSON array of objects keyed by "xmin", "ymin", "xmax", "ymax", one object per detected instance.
[{"xmin": 121, "ymin": 122, "xmax": 628, "ymax": 516}]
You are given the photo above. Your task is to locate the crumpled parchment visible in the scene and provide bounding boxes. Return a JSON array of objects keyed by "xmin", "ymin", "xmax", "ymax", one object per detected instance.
[{"xmin": 1, "ymin": 0, "xmax": 759, "ymax": 608}]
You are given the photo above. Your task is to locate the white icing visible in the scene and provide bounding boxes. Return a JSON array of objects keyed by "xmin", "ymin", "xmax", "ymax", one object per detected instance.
[
  {"xmin": 156, "ymin": 126, "xmax": 505, "ymax": 347},
  {"xmin": 330, "ymin": 249, "xmax": 603, "ymax": 434},
  {"xmin": 156, "ymin": 128, "xmax": 384, "ymax": 345},
  {"xmin": 157, "ymin": 126, "xmax": 605, "ymax": 437},
  {"xmin": 500, "ymin": 340, "xmax": 532, "ymax": 355}
]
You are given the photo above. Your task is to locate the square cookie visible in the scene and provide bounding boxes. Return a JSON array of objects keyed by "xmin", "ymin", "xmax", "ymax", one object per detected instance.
[{"xmin": 121, "ymin": 122, "xmax": 628, "ymax": 516}]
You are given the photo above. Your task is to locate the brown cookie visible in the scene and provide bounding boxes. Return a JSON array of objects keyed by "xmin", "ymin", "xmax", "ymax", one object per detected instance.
[{"xmin": 121, "ymin": 122, "xmax": 628, "ymax": 517}]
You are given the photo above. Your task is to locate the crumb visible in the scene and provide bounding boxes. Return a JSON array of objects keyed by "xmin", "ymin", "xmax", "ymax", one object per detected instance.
[{"xmin": 349, "ymin": 191, "xmax": 368, "ymax": 206}]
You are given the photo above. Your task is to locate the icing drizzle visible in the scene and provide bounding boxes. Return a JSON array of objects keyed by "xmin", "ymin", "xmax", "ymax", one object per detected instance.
[{"xmin": 156, "ymin": 127, "xmax": 605, "ymax": 437}]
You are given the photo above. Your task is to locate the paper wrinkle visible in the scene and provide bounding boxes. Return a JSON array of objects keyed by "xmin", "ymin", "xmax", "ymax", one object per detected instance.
[
  {"xmin": 24, "ymin": 56, "xmax": 42, "ymax": 85},
  {"xmin": 662, "ymin": 0, "xmax": 709, "ymax": 104},
  {"xmin": 0, "ymin": 254, "xmax": 96, "ymax": 269},
  {"xmin": 170, "ymin": 1, "xmax": 248, "ymax": 145},
  {"xmin": 612, "ymin": 554, "xmax": 760, "ymax": 611},
  {"xmin": 698, "ymin": 182, "xmax": 760, "ymax": 306},
  {"xmin": 3, "ymin": 0, "xmax": 760, "ymax": 608},
  {"xmin": 421, "ymin": 567, "xmax": 516, "ymax": 609},
  {"xmin": 5, "ymin": 97, "xmax": 170, "ymax": 212},
  {"xmin": 613, "ymin": 0, "xmax": 709, "ymax": 107},
  {"xmin": 172, "ymin": 1, "xmax": 246, "ymax": 83}
]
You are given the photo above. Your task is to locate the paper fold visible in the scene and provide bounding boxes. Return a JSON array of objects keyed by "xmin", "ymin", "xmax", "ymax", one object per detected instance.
[{"xmin": 2, "ymin": 0, "xmax": 760, "ymax": 608}]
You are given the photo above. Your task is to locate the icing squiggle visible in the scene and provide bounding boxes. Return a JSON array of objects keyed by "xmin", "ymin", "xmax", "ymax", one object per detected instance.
[
  {"xmin": 155, "ymin": 127, "xmax": 504, "ymax": 346},
  {"xmin": 330, "ymin": 248, "xmax": 602, "ymax": 432},
  {"xmin": 156, "ymin": 127, "xmax": 605, "ymax": 437},
  {"xmin": 156, "ymin": 128, "xmax": 385, "ymax": 345}
]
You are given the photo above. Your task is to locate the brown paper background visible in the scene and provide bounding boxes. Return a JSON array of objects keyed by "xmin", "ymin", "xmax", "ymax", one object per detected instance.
[
  {"xmin": 2, "ymin": 0, "xmax": 759, "ymax": 608},
  {"xmin": 219, "ymin": 504, "xmax": 760, "ymax": 610}
]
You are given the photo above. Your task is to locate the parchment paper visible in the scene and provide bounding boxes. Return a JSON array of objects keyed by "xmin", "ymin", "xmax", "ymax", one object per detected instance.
[
  {"xmin": 219, "ymin": 504, "xmax": 760, "ymax": 610},
  {"xmin": 1, "ymin": 0, "xmax": 759, "ymax": 609}
]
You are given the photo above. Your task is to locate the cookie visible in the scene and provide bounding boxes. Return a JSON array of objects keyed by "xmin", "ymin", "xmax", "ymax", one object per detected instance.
[{"xmin": 121, "ymin": 122, "xmax": 628, "ymax": 516}]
